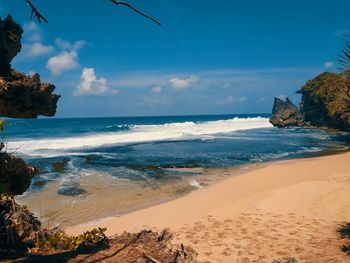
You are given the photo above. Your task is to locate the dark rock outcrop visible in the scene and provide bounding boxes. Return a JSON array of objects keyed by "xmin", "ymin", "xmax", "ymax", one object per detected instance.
[
  {"xmin": 270, "ymin": 72, "xmax": 350, "ymax": 131},
  {"xmin": 0, "ymin": 16, "xmax": 60, "ymax": 118},
  {"xmin": 269, "ymin": 97, "xmax": 304, "ymax": 127},
  {"xmin": 0, "ymin": 152, "xmax": 37, "ymax": 196},
  {"xmin": 298, "ymin": 72, "xmax": 350, "ymax": 131},
  {"xmin": 0, "ymin": 70, "xmax": 60, "ymax": 118},
  {"xmin": 0, "ymin": 15, "xmax": 23, "ymax": 76},
  {"xmin": 0, "ymin": 196, "xmax": 41, "ymax": 257}
]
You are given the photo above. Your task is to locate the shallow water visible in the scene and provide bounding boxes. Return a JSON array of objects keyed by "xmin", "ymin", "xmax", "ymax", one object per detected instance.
[{"xmin": 5, "ymin": 114, "xmax": 349, "ymax": 226}]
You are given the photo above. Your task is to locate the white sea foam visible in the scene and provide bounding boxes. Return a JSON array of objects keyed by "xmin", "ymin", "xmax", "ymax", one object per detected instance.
[
  {"xmin": 189, "ymin": 179, "xmax": 204, "ymax": 190},
  {"xmin": 9, "ymin": 117, "xmax": 273, "ymax": 157}
]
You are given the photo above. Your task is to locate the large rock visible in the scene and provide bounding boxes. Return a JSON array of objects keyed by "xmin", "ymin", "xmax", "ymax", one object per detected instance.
[
  {"xmin": 298, "ymin": 72, "xmax": 350, "ymax": 131},
  {"xmin": 269, "ymin": 97, "xmax": 304, "ymax": 127},
  {"xmin": 0, "ymin": 196, "xmax": 41, "ymax": 256},
  {"xmin": 0, "ymin": 15, "xmax": 60, "ymax": 118},
  {"xmin": 0, "ymin": 15, "xmax": 23, "ymax": 76},
  {"xmin": 0, "ymin": 152, "xmax": 37, "ymax": 196},
  {"xmin": 270, "ymin": 72, "xmax": 350, "ymax": 131},
  {"xmin": 0, "ymin": 70, "xmax": 60, "ymax": 118}
]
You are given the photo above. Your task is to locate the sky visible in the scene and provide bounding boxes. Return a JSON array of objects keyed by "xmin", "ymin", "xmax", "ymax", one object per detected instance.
[{"xmin": 1, "ymin": 0, "xmax": 350, "ymax": 117}]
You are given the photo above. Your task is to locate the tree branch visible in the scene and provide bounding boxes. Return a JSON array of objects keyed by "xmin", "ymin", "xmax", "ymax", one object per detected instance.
[
  {"xmin": 109, "ymin": 0, "xmax": 161, "ymax": 25},
  {"xmin": 25, "ymin": 0, "xmax": 48, "ymax": 23}
]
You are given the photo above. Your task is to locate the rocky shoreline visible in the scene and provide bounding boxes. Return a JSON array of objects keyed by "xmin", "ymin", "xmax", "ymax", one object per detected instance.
[{"xmin": 270, "ymin": 72, "xmax": 350, "ymax": 131}]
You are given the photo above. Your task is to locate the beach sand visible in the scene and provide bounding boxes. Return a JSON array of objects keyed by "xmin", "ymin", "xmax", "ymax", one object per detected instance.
[{"xmin": 66, "ymin": 152, "xmax": 350, "ymax": 262}]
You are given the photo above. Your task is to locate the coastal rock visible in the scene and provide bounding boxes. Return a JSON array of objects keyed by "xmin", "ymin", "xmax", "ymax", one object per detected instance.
[
  {"xmin": 0, "ymin": 195, "xmax": 41, "ymax": 256},
  {"xmin": 0, "ymin": 16, "xmax": 60, "ymax": 118},
  {"xmin": 269, "ymin": 97, "xmax": 304, "ymax": 127},
  {"xmin": 0, "ymin": 69, "xmax": 61, "ymax": 118},
  {"xmin": 298, "ymin": 72, "xmax": 350, "ymax": 131},
  {"xmin": 0, "ymin": 152, "xmax": 37, "ymax": 196},
  {"xmin": 270, "ymin": 72, "xmax": 350, "ymax": 131},
  {"xmin": 0, "ymin": 15, "xmax": 23, "ymax": 76}
]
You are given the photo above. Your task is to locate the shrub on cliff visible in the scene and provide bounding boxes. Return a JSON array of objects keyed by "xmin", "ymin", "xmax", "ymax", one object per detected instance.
[{"xmin": 298, "ymin": 72, "xmax": 350, "ymax": 131}]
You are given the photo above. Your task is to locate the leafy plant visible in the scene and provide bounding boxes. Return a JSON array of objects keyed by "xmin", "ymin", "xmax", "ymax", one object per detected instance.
[
  {"xmin": 338, "ymin": 37, "xmax": 350, "ymax": 73},
  {"xmin": 35, "ymin": 227, "xmax": 108, "ymax": 251}
]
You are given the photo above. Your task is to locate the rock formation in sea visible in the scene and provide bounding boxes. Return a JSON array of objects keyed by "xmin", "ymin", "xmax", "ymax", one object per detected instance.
[
  {"xmin": 269, "ymin": 97, "xmax": 304, "ymax": 127},
  {"xmin": 270, "ymin": 72, "xmax": 350, "ymax": 131}
]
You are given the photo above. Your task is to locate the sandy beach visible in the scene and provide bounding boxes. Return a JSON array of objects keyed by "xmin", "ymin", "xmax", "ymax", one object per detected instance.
[{"xmin": 66, "ymin": 152, "xmax": 350, "ymax": 262}]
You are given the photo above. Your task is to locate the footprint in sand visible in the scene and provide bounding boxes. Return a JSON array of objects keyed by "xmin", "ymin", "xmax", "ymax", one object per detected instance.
[{"xmin": 222, "ymin": 248, "xmax": 232, "ymax": 256}]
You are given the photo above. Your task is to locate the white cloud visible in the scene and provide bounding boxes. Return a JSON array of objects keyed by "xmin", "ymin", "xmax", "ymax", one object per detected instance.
[
  {"xmin": 152, "ymin": 86, "xmax": 162, "ymax": 93},
  {"xmin": 47, "ymin": 50, "xmax": 79, "ymax": 75},
  {"xmin": 276, "ymin": 94, "xmax": 287, "ymax": 100},
  {"xmin": 324, "ymin": 61, "xmax": 334, "ymax": 69},
  {"xmin": 74, "ymin": 68, "xmax": 117, "ymax": 96},
  {"xmin": 46, "ymin": 40, "xmax": 86, "ymax": 75},
  {"xmin": 217, "ymin": 96, "xmax": 248, "ymax": 105},
  {"xmin": 21, "ymin": 42, "xmax": 53, "ymax": 58},
  {"xmin": 23, "ymin": 22, "xmax": 42, "ymax": 42},
  {"xmin": 55, "ymin": 38, "xmax": 86, "ymax": 51},
  {"xmin": 259, "ymin": 96, "xmax": 267, "ymax": 102},
  {"xmin": 17, "ymin": 22, "xmax": 54, "ymax": 59},
  {"xmin": 28, "ymin": 70, "xmax": 36, "ymax": 77},
  {"xmin": 169, "ymin": 75, "xmax": 199, "ymax": 90},
  {"xmin": 237, "ymin": 96, "xmax": 247, "ymax": 102},
  {"xmin": 55, "ymin": 38, "xmax": 73, "ymax": 50}
]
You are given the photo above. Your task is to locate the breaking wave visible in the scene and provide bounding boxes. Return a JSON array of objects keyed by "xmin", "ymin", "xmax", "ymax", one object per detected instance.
[{"xmin": 9, "ymin": 117, "xmax": 272, "ymax": 157}]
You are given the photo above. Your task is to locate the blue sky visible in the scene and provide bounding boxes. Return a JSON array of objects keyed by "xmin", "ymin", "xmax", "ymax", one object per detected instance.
[{"xmin": 1, "ymin": 0, "xmax": 349, "ymax": 117}]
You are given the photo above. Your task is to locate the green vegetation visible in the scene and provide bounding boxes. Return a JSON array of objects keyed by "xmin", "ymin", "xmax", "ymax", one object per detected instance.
[
  {"xmin": 298, "ymin": 72, "xmax": 350, "ymax": 130},
  {"xmin": 35, "ymin": 227, "xmax": 108, "ymax": 251}
]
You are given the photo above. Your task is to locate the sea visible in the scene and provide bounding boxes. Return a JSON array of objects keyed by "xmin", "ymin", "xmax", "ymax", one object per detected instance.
[{"xmin": 4, "ymin": 114, "xmax": 350, "ymax": 226}]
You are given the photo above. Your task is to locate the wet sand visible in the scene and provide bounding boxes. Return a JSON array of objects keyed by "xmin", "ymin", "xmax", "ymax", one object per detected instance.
[
  {"xmin": 17, "ymin": 165, "xmax": 253, "ymax": 227},
  {"xmin": 66, "ymin": 152, "xmax": 350, "ymax": 262}
]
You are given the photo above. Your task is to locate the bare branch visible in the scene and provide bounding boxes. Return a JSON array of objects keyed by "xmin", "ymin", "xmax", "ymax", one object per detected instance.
[
  {"xmin": 25, "ymin": 0, "xmax": 48, "ymax": 23},
  {"xmin": 109, "ymin": 0, "xmax": 161, "ymax": 25}
]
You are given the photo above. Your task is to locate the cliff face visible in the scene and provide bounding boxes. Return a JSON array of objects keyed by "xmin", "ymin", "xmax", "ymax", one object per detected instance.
[
  {"xmin": 270, "ymin": 72, "xmax": 350, "ymax": 131},
  {"xmin": 0, "ymin": 70, "xmax": 60, "ymax": 118},
  {"xmin": 0, "ymin": 15, "xmax": 22, "ymax": 76},
  {"xmin": 0, "ymin": 15, "xmax": 60, "ymax": 118},
  {"xmin": 298, "ymin": 72, "xmax": 350, "ymax": 131}
]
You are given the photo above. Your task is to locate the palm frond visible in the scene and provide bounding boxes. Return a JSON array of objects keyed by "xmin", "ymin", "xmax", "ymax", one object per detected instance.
[{"xmin": 339, "ymin": 37, "xmax": 350, "ymax": 72}]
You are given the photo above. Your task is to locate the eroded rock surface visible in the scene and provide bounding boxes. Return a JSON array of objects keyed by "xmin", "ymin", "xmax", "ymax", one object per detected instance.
[
  {"xmin": 0, "ymin": 15, "xmax": 60, "ymax": 118},
  {"xmin": 0, "ymin": 152, "xmax": 37, "ymax": 196},
  {"xmin": 269, "ymin": 97, "xmax": 304, "ymax": 127},
  {"xmin": 270, "ymin": 72, "xmax": 350, "ymax": 131},
  {"xmin": 299, "ymin": 72, "xmax": 350, "ymax": 131},
  {"xmin": 0, "ymin": 15, "xmax": 22, "ymax": 76}
]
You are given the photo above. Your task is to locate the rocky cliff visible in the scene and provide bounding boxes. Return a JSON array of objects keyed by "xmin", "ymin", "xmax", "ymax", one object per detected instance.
[
  {"xmin": 298, "ymin": 72, "xmax": 350, "ymax": 131},
  {"xmin": 0, "ymin": 15, "xmax": 60, "ymax": 118},
  {"xmin": 270, "ymin": 72, "xmax": 350, "ymax": 131},
  {"xmin": 0, "ymin": 15, "xmax": 22, "ymax": 76}
]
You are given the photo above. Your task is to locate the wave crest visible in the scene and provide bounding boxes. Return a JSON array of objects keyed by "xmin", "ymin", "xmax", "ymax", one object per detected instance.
[{"xmin": 9, "ymin": 117, "xmax": 272, "ymax": 157}]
